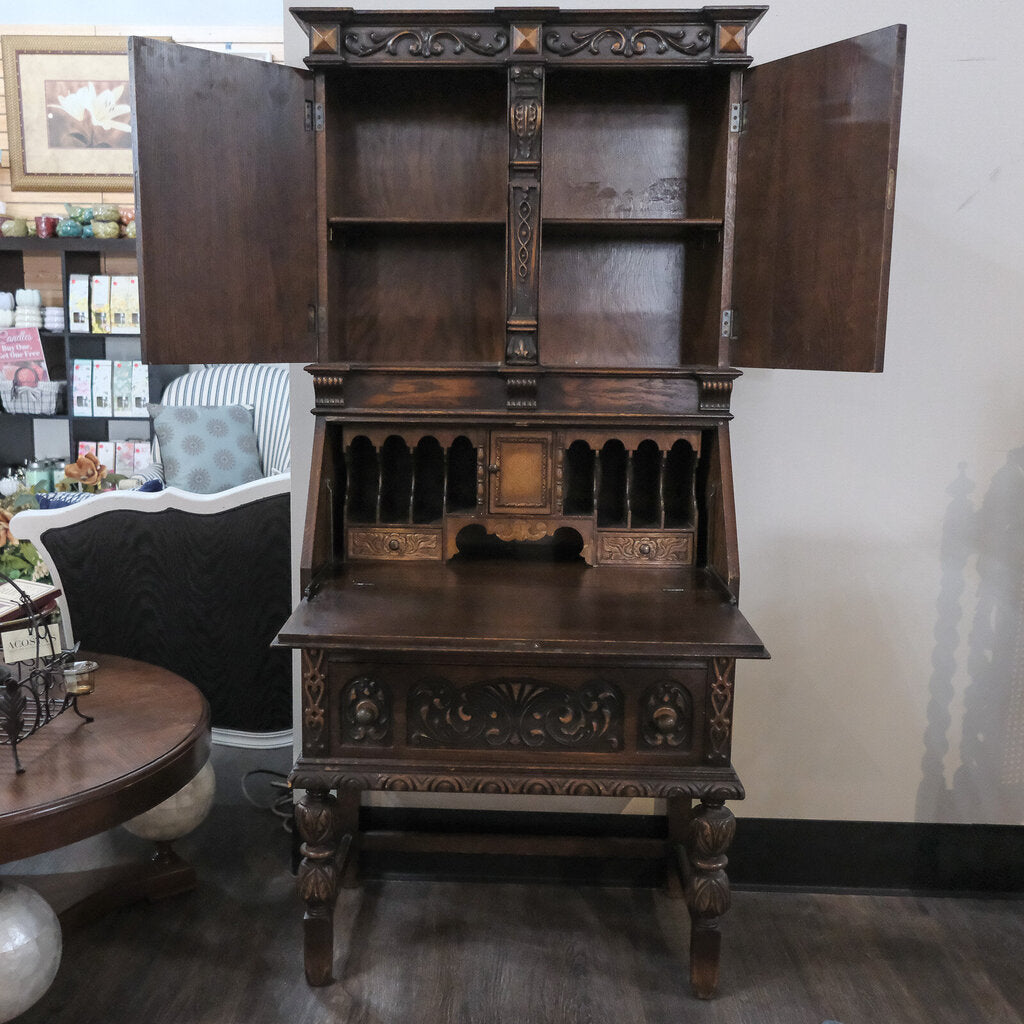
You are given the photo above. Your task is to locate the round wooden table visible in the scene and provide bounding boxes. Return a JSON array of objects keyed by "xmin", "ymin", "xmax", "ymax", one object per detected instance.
[{"xmin": 1, "ymin": 653, "xmax": 211, "ymax": 915}]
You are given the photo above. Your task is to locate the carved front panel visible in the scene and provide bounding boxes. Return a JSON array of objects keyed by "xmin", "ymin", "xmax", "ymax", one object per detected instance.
[
  {"xmin": 408, "ymin": 677, "xmax": 623, "ymax": 752},
  {"xmin": 488, "ymin": 431, "xmax": 552, "ymax": 513},
  {"xmin": 347, "ymin": 527, "xmax": 442, "ymax": 561},
  {"xmin": 597, "ymin": 530, "xmax": 694, "ymax": 565},
  {"xmin": 317, "ymin": 660, "xmax": 721, "ymax": 769}
]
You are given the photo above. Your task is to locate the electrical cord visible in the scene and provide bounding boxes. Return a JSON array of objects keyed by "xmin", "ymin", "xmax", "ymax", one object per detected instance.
[{"xmin": 241, "ymin": 767, "xmax": 294, "ymax": 834}]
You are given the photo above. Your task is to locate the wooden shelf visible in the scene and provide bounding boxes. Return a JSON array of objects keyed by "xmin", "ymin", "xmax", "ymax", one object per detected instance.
[
  {"xmin": 0, "ymin": 236, "xmax": 136, "ymax": 254},
  {"xmin": 328, "ymin": 216, "xmax": 505, "ymax": 234},
  {"xmin": 542, "ymin": 217, "xmax": 724, "ymax": 237}
]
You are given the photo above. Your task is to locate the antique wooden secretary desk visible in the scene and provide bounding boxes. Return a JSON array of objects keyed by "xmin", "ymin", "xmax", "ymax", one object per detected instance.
[{"xmin": 128, "ymin": 6, "xmax": 904, "ymax": 999}]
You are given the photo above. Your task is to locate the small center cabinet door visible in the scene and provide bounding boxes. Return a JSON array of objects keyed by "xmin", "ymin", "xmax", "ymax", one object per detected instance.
[{"xmin": 488, "ymin": 432, "xmax": 552, "ymax": 514}]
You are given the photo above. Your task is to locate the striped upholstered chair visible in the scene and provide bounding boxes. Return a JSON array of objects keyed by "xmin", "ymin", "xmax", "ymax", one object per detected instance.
[{"xmin": 13, "ymin": 364, "xmax": 293, "ymax": 747}]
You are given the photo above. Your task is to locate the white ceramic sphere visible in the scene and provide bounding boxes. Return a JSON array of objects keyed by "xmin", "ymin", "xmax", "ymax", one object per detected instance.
[
  {"xmin": 122, "ymin": 758, "xmax": 216, "ymax": 842},
  {"xmin": 0, "ymin": 881, "xmax": 62, "ymax": 1023}
]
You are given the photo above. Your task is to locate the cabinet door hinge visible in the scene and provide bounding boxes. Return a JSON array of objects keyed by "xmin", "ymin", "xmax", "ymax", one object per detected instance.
[
  {"xmin": 305, "ymin": 100, "xmax": 324, "ymax": 132},
  {"xmin": 729, "ymin": 102, "xmax": 745, "ymax": 133},
  {"xmin": 721, "ymin": 308, "xmax": 736, "ymax": 338}
]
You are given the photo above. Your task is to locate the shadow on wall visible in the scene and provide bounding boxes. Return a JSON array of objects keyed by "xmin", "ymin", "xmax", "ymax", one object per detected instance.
[{"xmin": 917, "ymin": 450, "xmax": 1024, "ymax": 825}]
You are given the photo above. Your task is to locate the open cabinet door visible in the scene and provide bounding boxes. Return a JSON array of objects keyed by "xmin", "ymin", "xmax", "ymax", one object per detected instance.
[
  {"xmin": 130, "ymin": 39, "xmax": 317, "ymax": 364},
  {"xmin": 732, "ymin": 25, "xmax": 905, "ymax": 371}
]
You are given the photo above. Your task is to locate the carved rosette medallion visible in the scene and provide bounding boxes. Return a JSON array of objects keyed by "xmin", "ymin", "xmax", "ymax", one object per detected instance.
[
  {"xmin": 640, "ymin": 681, "xmax": 693, "ymax": 750},
  {"xmin": 706, "ymin": 658, "xmax": 735, "ymax": 763},
  {"xmin": 302, "ymin": 648, "xmax": 328, "ymax": 756},
  {"xmin": 341, "ymin": 676, "xmax": 392, "ymax": 745},
  {"xmin": 408, "ymin": 677, "xmax": 623, "ymax": 751},
  {"xmin": 544, "ymin": 25, "xmax": 713, "ymax": 59},
  {"xmin": 343, "ymin": 27, "xmax": 509, "ymax": 60}
]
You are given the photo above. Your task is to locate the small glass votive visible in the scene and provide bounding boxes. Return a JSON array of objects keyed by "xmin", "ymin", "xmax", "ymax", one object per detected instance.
[{"xmin": 64, "ymin": 660, "xmax": 98, "ymax": 695}]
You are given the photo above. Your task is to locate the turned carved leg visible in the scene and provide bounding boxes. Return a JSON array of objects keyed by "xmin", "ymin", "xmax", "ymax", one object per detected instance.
[
  {"xmin": 679, "ymin": 797, "xmax": 735, "ymax": 1000},
  {"xmin": 295, "ymin": 787, "xmax": 342, "ymax": 986}
]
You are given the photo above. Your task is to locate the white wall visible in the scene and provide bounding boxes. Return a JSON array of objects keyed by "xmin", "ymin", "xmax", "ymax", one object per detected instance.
[{"xmin": 283, "ymin": 0, "xmax": 1024, "ymax": 828}]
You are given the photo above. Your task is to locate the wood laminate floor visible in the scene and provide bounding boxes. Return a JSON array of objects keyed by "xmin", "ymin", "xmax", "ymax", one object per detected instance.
[{"xmin": 5, "ymin": 751, "xmax": 1023, "ymax": 1024}]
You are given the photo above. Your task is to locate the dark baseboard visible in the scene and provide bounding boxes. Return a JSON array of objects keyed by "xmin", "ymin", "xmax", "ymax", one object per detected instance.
[{"xmin": 346, "ymin": 807, "xmax": 1024, "ymax": 896}]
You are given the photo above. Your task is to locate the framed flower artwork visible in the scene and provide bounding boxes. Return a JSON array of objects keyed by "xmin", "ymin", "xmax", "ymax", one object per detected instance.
[{"xmin": 1, "ymin": 35, "xmax": 134, "ymax": 192}]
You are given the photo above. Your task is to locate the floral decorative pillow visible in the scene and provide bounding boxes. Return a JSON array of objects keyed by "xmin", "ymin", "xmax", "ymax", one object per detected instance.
[{"xmin": 148, "ymin": 404, "xmax": 263, "ymax": 493}]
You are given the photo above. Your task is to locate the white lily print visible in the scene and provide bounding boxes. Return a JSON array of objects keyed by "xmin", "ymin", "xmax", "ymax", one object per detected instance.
[{"xmin": 49, "ymin": 82, "xmax": 131, "ymax": 135}]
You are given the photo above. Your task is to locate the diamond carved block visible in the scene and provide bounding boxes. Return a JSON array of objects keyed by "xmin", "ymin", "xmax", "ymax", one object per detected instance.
[
  {"xmin": 512, "ymin": 25, "xmax": 541, "ymax": 54},
  {"xmin": 311, "ymin": 25, "xmax": 340, "ymax": 54},
  {"xmin": 717, "ymin": 24, "xmax": 746, "ymax": 54}
]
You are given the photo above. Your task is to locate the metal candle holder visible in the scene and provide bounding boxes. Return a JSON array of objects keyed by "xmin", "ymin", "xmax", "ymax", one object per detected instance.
[{"xmin": 0, "ymin": 574, "xmax": 93, "ymax": 774}]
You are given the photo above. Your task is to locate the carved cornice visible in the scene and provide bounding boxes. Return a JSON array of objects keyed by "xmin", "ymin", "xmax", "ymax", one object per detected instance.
[
  {"xmin": 544, "ymin": 24, "xmax": 713, "ymax": 60},
  {"xmin": 343, "ymin": 27, "xmax": 509, "ymax": 60},
  {"xmin": 698, "ymin": 376, "xmax": 733, "ymax": 412},
  {"xmin": 310, "ymin": 371, "xmax": 345, "ymax": 409}
]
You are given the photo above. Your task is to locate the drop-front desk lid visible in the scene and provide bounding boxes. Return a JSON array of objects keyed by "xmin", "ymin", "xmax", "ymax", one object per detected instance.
[{"xmin": 277, "ymin": 561, "xmax": 768, "ymax": 663}]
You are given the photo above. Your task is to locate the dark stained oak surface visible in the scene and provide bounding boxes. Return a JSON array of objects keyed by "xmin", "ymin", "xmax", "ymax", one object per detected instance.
[
  {"xmin": 732, "ymin": 25, "xmax": 906, "ymax": 371},
  {"xmin": 278, "ymin": 561, "xmax": 767, "ymax": 660},
  {"xmin": 129, "ymin": 38, "xmax": 317, "ymax": 364},
  {"xmin": 0, "ymin": 654, "xmax": 210, "ymax": 864}
]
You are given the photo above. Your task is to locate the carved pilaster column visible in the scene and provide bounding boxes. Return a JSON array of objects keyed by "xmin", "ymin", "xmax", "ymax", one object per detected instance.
[
  {"xmin": 507, "ymin": 63, "xmax": 544, "ymax": 365},
  {"xmin": 704, "ymin": 657, "xmax": 735, "ymax": 764},
  {"xmin": 301, "ymin": 648, "xmax": 328, "ymax": 757},
  {"xmin": 682, "ymin": 797, "xmax": 735, "ymax": 999},
  {"xmin": 295, "ymin": 787, "xmax": 342, "ymax": 986}
]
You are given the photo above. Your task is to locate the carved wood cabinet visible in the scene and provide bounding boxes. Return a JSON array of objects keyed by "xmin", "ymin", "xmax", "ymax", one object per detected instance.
[{"xmin": 128, "ymin": 5, "xmax": 905, "ymax": 1000}]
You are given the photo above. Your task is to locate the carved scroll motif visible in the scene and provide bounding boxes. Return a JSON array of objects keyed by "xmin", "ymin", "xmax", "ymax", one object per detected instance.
[
  {"xmin": 409, "ymin": 677, "xmax": 623, "ymax": 751},
  {"xmin": 598, "ymin": 532, "xmax": 693, "ymax": 565},
  {"xmin": 290, "ymin": 768, "xmax": 745, "ymax": 801},
  {"xmin": 707, "ymin": 657, "xmax": 735, "ymax": 762},
  {"xmin": 640, "ymin": 681, "xmax": 694, "ymax": 750},
  {"xmin": 544, "ymin": 25, "xmax": 713, "ymax": 59},
  {"xmin": 302, "ymin": 648, "xmax": 328, "ymax": 756},
  {"xmin": 343, "ymin": 27, "xmax": 509, "ymax": 59},
  {"xmin": 341, "ymin": 676, "xmax": 392, "ymax": 745},
  {"xmin": 347, "ymin": 529, "xmax": 441, "ymax": 560}
]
